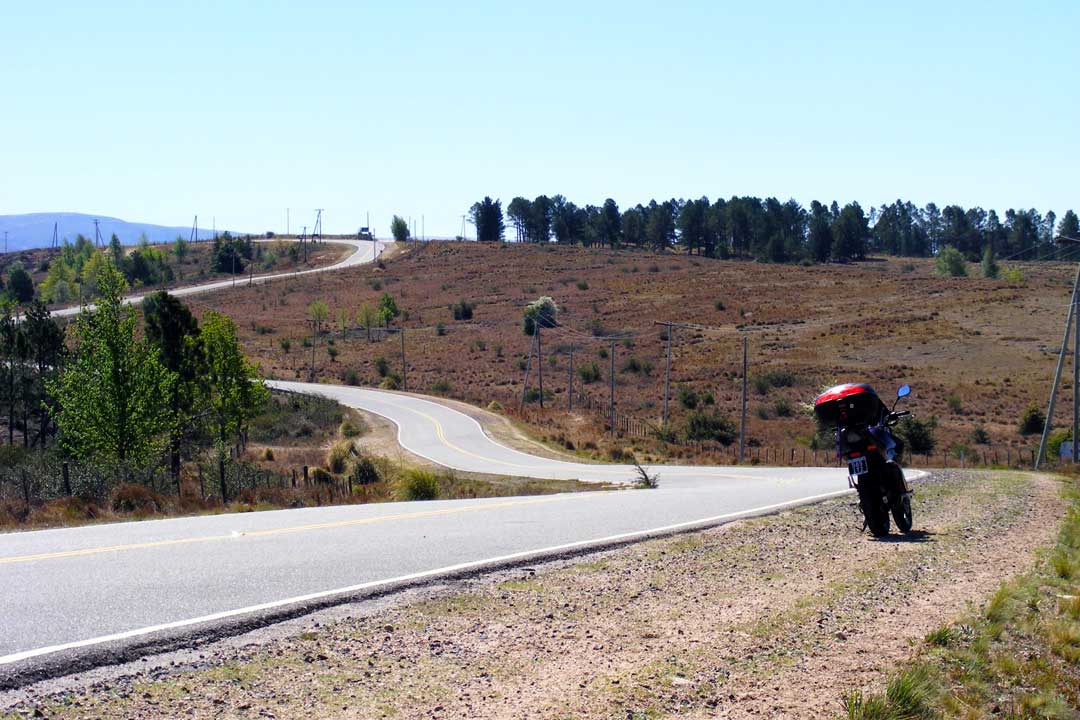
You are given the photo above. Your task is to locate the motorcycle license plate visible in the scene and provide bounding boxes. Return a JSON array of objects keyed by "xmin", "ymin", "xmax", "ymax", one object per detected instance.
[{"xmin": 848, "ymin": 456, "xmax": 868, "ymax": 476}]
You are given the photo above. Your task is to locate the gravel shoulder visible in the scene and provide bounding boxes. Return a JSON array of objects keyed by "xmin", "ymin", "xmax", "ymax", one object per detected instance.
[{"xmin": 1, "ymin": 470, "xmax": 1063, "ymax": 719}]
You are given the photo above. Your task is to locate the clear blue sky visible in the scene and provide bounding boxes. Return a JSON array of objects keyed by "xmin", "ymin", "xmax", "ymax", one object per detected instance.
[{"xmin": 2, "ymin": 1, "xmax": 1077, "ymax": 237}]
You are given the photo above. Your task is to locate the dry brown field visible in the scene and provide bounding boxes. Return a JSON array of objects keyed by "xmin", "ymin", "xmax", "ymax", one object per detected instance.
[{"xmin": 191, "ymin": 241, "xmax": 1075, "ymax": 463}]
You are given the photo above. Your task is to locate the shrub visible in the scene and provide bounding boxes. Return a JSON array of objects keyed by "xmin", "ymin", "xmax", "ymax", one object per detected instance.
[
  {"xmin": 399, "ymin": 468, "xmax": 439, "ymax": 501},
  {"xmin": 263, "ymin": 447, "xmax": 275, "ymax": 461},
  {"xmin": 1019, "ymin": 403, "xmax": 1045, "ymax": 436},
  {"xmin": 753, "ymin": 376, "xmax": 770, "ymax": 395},
  {"xmin": 327, "ymin": 346, "xmax": 339, "ymax": 361},
  {"xmin": 279, "ymin": 338, "xmax": 291, "ymax": 353},
  {"xmin": 374, "ymin": 356, "xmax": 390, "ymax": 377},
  {"xmin": 897, "ymin": 416, "xmax": 937, "ymax": 454},
  {"xmin": 436, "ymin": 323, "xmax": 446, "ymax": 336},
  {"xmin": 576, "ymin": 280, "xmax": 589, "ymax": 291},
  {"xmin": 350, "ymin": 456, "xmax": 380, "ymax": 486},
  {"xmin": 111, "ymin": 484, "xmax": 163, "ymax": 514},
  {"xmin": 311, "ymin": 467, "xmax": 333, "ymax": 484},
  {"xmin": 981, "ymin": 246, "xmax": 999, "ymax": 279},
  {"xmin": 714, "ymin": 299, "xmax": 725, "ymax": 311},
  {"xmin": 677, "ymin": 386, "xmax": 699, "ymax": 410},
  {"xmin": 684, "ymin": 411, "xmax": 736, "ymax": 444},
  {"xmin": 773, "ymin": 397, "xmax": 792, "ymax": 417},
  {"xmin": 340, "ymin": 419, "xmax": 364, "ymax": 438},
  {"xmin": 1003, "ymin": 265, "xmax": 1024, "ymax": 284},
  {"xmin": 1048, "ymin": 428, "xmax": 1072, "ymax": 458},
  {"xmin": 327, "ymin": 440, "xmax": 353, "ymax": 474},
  {"xmin": 450, "ymin": 299, "xmax": 474, "ymax": 321},
  {"xmin": 380, "ymin": 374, "xmax": 401, "ymax": 390},
  {"xmin": 342, "ymin": 368, "xmax": 359, "ymax": 386},
  {"xmin": 523, "ymin": 387, "xmax": 552, "ymax": 403},
  {"xmin": 935, "ymin": 245, "xmax": 967, "ymax": 277},
  {"xmin": 970, "ymin": 425, "xmax": 990, "ymax": 445},
  {"xmin": 621, "ymin": 357, "xmax": 645, "ymax": 374},
  {"xmin": 487, "ymin": 400, "xmax": 504, "ymax": 412},
  {"xmin": 431, "ymin": 379, "xmax": 452, "ymax": 394},
  {"xmin": 578, "ymin": 362, "xmax": 602, "ymax": 384},
  {"xmin": 946, "ymin": 394, "xmax": 962, "ymax": 413}
]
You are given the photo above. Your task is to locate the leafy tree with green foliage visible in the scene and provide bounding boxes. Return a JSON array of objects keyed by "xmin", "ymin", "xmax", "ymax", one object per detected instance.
[
  {"xmin": 469, "ymin": 197, "xmax": 505, "ymax": 242},
  {"xmin": 377, "ymin": 292, "xmax": 400, "ymax": 326},
  {"xmin": 211, "ymin": 234, "xmax": 247, "ymax": 274},
  {"xmin": 48, "ymin": 262, "xmax": 175, "ymax": 475},
  {"xmin": 6, "ymin": 263, "xmax": 34, "ymax": 303},
  {"xmin": 356, "ymin": 302, "xmax": 377, "ymax": 341},
  {"xmin": 202, "ymin": 311, "xmax": 269, "ymax": 499},
  {"xmin": 830, "ymin": 203, "xmax": 869, "ymax": 261},
  {"xmin": 808, "ymin": 201, "xmax": 834, "ymax": 262},
  {"xmin": 1019, "ymin": 404, "xmax": 1044, "ymax": 436},
  {"xmin": 172, "ymin": 235, "xmax": 190, "ymax": 263},
  {"xmin": 935, "ymin": 245, "xmax": 967, "ymax": 277},
  {"xmin": 390, "ymin": 215, "xmax": 410, "ymax": 242},
  {"xmin": 143, "ymin": 291, "xmax": 205, "ymax": 485},
  {"xmin": 896, "ymin": 415, "xmax": 936, "ymax": 455}
]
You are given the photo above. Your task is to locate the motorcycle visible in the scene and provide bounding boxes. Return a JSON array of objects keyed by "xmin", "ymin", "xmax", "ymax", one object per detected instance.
[{"xmin": 813, "ymin": 383, "xmax": 914, "ymax": 537}]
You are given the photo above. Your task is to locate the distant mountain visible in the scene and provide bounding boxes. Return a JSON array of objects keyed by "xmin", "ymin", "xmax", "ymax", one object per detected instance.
[{"xmin": 0, "ymin": 213, "xmax": 235, "ymax": 251}]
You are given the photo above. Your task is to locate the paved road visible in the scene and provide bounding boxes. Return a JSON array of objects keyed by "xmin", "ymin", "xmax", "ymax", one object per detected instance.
[
  {"xmin": 0, "ymin": 243, "xmax": 899, "ymax": 681},
  {"xmin": 0, "ymin": 379, "xmax": 873, "ymax": 671},
  {"xmin": 49, "ymin": 237, "xmax": 386, "ymax": 318}
]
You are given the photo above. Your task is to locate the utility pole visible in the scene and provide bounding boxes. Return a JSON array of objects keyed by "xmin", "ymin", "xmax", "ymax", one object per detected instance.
[
  {"xmin": 609, "ymin": 340, "xmax": 616, "ymax": 436},
  {"xmin": 568, "ymin": 346, "xmax": 574, "ymax": 411},
  {"xmin": 537, "ymin": 324, "xmax": 544, "ymax": 408},
  {"xmin": 400, "ymin": 328, "xmax": 407, "ymax": 392},
  {"xmin": 655, "ymin": 321, "xmax": 678, "ymax": 428},
  {"xmin": 739, "ymin": 335, "xmax": 748, "ymax": 463},
  {"xmin": 521, "ymin": 329, "xmax": 537, "ymax": 406},
  {"xmin": 1036, "ymin": 261, "xmax": 1080, "ymax": 468}
]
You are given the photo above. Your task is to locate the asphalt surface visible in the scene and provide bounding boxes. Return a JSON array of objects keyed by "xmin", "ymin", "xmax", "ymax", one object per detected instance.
[
  {"xmin": 0, "ymin": 381, "xmax": 863, "ymax": 671},
  {"xmin": 0, "ymin": 240, "xmax": 888, "ymax": 683}
]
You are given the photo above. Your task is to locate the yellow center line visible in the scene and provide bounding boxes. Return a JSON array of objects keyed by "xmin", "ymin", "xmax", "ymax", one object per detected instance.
[{"xmin": 0, "ymin": 494, "xmax": 591, "ymax": 566}]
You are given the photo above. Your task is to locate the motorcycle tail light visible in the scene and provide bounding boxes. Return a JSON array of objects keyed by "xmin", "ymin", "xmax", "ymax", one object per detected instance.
[
  {"xmin": 849, "ymin": 451, "xmax": 862, "ymax": 458},
  {"xmin": 867, "ymin": 445, "xmax": 877, "ymax": 451}
]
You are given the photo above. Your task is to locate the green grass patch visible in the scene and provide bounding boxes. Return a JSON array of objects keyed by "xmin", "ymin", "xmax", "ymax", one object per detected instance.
[{"xmin": 837, "ymin": 474, "xmax": 1080, "ymax": 718}]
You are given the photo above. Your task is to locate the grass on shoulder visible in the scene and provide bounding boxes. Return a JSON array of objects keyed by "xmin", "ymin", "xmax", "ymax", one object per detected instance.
[{"xmin": 840, "ymin": 473, "xmax": 1080, "ymax": 719}]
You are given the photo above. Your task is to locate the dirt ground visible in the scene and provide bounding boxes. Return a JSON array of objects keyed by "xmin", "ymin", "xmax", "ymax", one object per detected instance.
[
  {"xmin": 4, "ymin": 470, "xmax": 1062, "ymax": 719},
  {"xmin": 186, "ymin": 242, "xmax": 1075, "ymax": 460}
]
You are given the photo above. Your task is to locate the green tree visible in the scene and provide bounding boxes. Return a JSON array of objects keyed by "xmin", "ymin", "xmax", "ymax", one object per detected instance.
[
  {"xmin": 172, "ymin": 235, "xmax": 190, "ymax": 263},
  {"xmin": 808, "ymin": 201, "xmax": 834, "ymax": 262},
  {"xmin": 830, "ymin": 203, "xmax": 868, "ymax": 261},
  {"xmin": 377, "ymin": 292, "xmax": 400, "ymax": 326},
  {"xmin": 7, "ymin": 264, "xmax": 34, "ymax": 303},
  {"xmin": 935, "ymin": 245, "xmax": 967, "ymax": 277},
  {"xmin": 470, "ymin": 197, "xmax": 505, "ymax": 242},
  {"xmin": 1058, "ymin": 210, "xmax": 1080, "ymax": 241},
  {"xmin": 308, "ymin": 300, "xmax": 329, "ymax": 378},
  {"xmin": 143, "ymin": 291, "xmax": 205, "ymax": 487},
  {"xmin": 202, "ymin": 311, "xmax": 269, "ymax": 500},
  {"xmin": 108, "ymin": 233, "xmax": 124, "ymax": 266},
  {"xmin": 390, "ymin": 215, "xmax": 410, "ymax": 242},
  {"xmin": 356, "ymin": 302, "xmax": 377, "ymax": 341},
  {"xmin": 48, "ymin": 262, "xmax": 175, "ymax": 476},
  {"xmin": 981, "ymin": 245, "xmax": 999, "ymax": 279}
]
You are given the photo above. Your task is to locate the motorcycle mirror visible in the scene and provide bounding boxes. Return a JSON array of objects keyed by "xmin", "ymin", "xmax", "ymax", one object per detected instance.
[{"xmin": 897, "ymin": 384, "xmax": 911, "ymax": 398}]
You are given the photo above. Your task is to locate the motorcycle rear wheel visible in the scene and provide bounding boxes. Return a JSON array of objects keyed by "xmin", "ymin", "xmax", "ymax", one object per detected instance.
[
  {"xmin": 857, "ymin": 486, "xmax": 890, "ymax": 537},
  {"xmin": 892, "ymin": 493, "xmax": 913, "ymax": 534}
]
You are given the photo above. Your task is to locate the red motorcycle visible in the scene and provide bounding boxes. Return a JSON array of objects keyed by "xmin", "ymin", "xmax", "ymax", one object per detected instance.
[{"xmin": 813, "ymin": 383, "xmax": 914, "ymax": 537}]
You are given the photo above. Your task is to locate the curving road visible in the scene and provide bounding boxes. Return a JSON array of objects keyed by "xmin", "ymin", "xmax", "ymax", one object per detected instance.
[
  {"xmin": 49, "ymin": 237, "xmax": 387, "ymax": 318},
  {"xmin": 0, "ymin": 239, "xmax": 913, "ymax": 684}
]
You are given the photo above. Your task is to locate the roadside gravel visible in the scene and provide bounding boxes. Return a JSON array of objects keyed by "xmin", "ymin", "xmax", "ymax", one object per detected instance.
[{"xmin": 2, "ymin": 471, "xmax": 1062, "ymax": 719}]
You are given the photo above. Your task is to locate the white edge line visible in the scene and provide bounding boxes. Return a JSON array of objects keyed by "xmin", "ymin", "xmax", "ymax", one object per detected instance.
[{"xmin": 0, "ymin": 487, "xmax": 852, "ymax": 666}]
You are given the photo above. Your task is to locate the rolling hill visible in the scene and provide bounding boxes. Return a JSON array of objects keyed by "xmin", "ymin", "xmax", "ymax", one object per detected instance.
[{"xmin": 0, "ymin": 212, "xmax": 230, "ymax": 250}]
